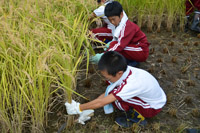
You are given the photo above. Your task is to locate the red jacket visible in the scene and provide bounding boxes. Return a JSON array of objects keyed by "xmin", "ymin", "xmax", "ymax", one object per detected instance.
[{"xmin": 108, "ymin": 20, "xmax": 150, "ymax": 53}]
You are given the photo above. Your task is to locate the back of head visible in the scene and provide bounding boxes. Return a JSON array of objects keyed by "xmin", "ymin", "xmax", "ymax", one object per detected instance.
[
  {"xmin": 98, "ymin": 51, "xmax": 127, "ymax": 76},
  {"xmin": 97, "ymin": 0, "xmax": 101, "ymax": 4},
  {"xmin": 104, "ymin": 1, "xmax": 123, "ymax": 17}
]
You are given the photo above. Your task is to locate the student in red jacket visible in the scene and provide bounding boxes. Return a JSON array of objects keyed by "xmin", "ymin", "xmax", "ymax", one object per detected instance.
[{"xmin": 90, "ymin": 1, "xmax": 150, "ymax": 66}]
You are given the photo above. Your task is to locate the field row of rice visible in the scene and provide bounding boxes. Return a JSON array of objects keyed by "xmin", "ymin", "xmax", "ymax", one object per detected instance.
[
  {"xmin": 0, "ymin": 0, "xmax": 186, "ymax": 132},
  {"xmin": 119, "ymin": 0, "xmax": 186, "ymax": 32}
]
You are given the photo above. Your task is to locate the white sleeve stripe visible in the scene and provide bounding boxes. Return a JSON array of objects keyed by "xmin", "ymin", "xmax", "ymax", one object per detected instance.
[
  {"xmin": 124, "ymin": 49, "xmax": 143, "ymax": 51},
  {"xmin": 125, "ymin": 99, "xmax": 151, "ymax": 108},
  {"xmin": 126, "ymin": 100, "xmax": 151, "ymax": 108},
  {"xmin": 109, "ymin": 24, "xmax": 126, "ymax": 51},
  {"xmin": 117, "ymin": 102, "xmax": 124, "ymax": 111},
  {"xmin": 124, "ymin": 47, "xmax": 143, "ymax": 51},
  {"xmin": 115, "ymin": 101, "xmax": 121, "ymax": 110},
  {"xmin": 94, "ymin": 33, "xmax": 113, "ymax": 37},
  {"xmin": 127, "ymin": 99, "xmax": 150, "ymax": 106},
  {"xmin": 129, "ymin": 102, "xmax": 151, "ymax": 108},
  {"xmin": 115, "ymin": 101, "xmax": 124, "ymax": 111}
]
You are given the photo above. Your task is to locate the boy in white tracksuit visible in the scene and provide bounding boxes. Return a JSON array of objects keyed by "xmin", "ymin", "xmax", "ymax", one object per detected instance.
[
  {"xmin": 91, "ymin": 0, "xmax": 128, "ymax": 43},
  {"xmin": 65, "ymin": 51, "xmax": 166, "ymax": 127}
]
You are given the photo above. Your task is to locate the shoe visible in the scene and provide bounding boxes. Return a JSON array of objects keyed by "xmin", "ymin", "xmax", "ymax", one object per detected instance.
[
  {"xmin": 127, "ymin": 109, "xmax": 147, "ymax": 126},
  {"xmin": 190, "ymin": 12, "xmax": 200, "ymax": 32},
  {"xmin": 103, "ymin": 39, "xmax": 111, "ymax": 44},
  {"xmin": 115, "ymin": 108, "xmax": 147, "ymax": 128},
  {"xmin": 126, "ymin": 59, "xmax": 139, "ymax": 67},
  {"xmin": 115, "ymin": 117, "xmax": 135, "ymax": 128},
  {"xmin": 186, "ymin": 128, "xmax": 200, "ymax": 133}
]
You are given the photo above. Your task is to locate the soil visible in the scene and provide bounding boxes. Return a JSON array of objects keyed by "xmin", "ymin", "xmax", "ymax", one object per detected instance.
[{"xmin": 47, "ymin": 30, "xmax": 200, "ymax": 133}]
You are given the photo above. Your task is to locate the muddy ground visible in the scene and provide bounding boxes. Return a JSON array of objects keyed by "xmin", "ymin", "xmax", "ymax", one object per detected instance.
[{"xmin": 47, "ymin": 30, "xmax": 200, "ymax": 133}]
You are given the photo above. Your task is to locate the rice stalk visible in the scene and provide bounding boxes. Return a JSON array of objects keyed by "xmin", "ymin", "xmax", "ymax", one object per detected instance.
[{"xmin": 0, "ymin": 0, "xmax": 94, "ymax": 132}]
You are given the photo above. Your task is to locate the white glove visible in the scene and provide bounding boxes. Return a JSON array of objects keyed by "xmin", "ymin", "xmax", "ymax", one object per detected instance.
[
  {"xmin": 65, "ymin": 100, "xmax": 82, "ymax": 115},
  {"xmin": 78, "ymin": 110, "xmax": 94, "ymax": 125}
]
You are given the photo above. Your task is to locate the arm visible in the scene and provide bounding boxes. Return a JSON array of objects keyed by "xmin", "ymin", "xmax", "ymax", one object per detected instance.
[
  {"xmin": 96, "ymin": 93, "xmax": 105, "ymax": 99},
  {"xmin": 108, "ymin": 22, "xmax": 136, "ymax": 52},
  {"xmin": 80, "ymin": 93, "xmax": 116, "ymax": 111}
]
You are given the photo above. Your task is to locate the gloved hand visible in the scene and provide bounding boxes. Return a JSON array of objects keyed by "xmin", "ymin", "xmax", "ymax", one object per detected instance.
[
  {"xmin": 90, "ymin": 53, "xmax": 104, "ymax": 64},
  {"xmin": 65, "ymin": 100, "xmax": 82, "ymax": 115},
  {"xmin": 77, "ymin": 109, "xmax": 94, "ymax": 125},
  {"xmin": 104, "ymin": 41, "xmax": 112, "ymax": 51}
]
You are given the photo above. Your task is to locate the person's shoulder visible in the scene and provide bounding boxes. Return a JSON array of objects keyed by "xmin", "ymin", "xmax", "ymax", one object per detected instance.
[
  {"xmin": 126, "ymin": 20, "xmax": 139, "ymax": 28},
  {"xmin": 93, "ymin": 5, "xmax": 105, "ymax": 16},
  {"xmin": 96, "ymin": 5, "xmax": 105, "ymax": 10},
  {"xmin": 94, "ymin": 4, "xmax": 106, "ymax": 11},
  {"xmin": 124, "ymin": 21, "xmax": 140, "ymax": 33},
  {"xmin": 129, "ymin": 66, "xmax": 149, "ymax": 76}
]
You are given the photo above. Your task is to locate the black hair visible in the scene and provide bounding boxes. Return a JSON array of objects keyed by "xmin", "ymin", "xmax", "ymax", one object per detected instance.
[
  {"xmin": 97, "ymin": 0, "xmax": 101, "ymax": 3},
  {"xmin": 104, "ymin": 1, "xmax": 123, "ymax": 17},
  {"xmin": 98, "ymin": 51, "xmax": 127, "ymax": 76}
]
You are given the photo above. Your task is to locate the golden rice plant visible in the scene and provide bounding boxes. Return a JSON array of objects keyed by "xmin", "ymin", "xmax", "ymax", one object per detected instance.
[
  {"xmin": 119, "ymin": 0, "xmax": 186, "ymax": 31},
  {"xmin": 0, "ymin": 0, "xmax": 95, "ymax": 132},
  {"xmin": 146, "ymin": 0, "xmax": 157, "ymax": 32},
  {"xmin": 155, "ymin": 0, "xmax": 165, "ymax": 32},
  {"xmin": 0, "ymin": 0, "xmax": 188, "ymax": 132}
]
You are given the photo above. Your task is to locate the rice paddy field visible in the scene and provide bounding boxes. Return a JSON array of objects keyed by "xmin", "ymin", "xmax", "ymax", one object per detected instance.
[{"xmin": 0, "ymin": 0, "xmax": 200, "ymax": 132}]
